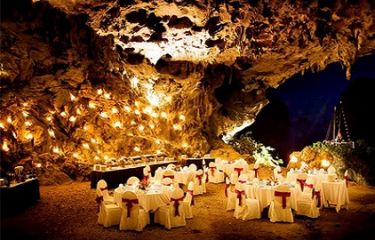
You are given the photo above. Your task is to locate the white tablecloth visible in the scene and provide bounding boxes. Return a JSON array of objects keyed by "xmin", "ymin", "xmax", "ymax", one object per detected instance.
[{"xmin": 321, "ymin": 180, "xmax": 349, "ymax": 212}]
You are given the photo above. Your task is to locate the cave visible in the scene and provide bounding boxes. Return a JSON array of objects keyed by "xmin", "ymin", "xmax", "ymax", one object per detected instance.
[{"xmin": 1, "ymin": 0, "xmax": 375, "ymax": 239}]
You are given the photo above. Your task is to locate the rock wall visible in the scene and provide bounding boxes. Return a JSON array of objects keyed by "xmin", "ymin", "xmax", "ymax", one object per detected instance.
[{"xmin": 0, "ymin": 0, "xmax": 374, "ymax": 181}]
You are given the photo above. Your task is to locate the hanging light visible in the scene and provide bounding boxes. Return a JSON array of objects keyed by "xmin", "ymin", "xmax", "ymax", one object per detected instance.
[
  {"xmin": 149, "ymin": 123, "xmax": 155, "ymax": 129},
  {"xmin": 25, "ymin": 133, "xmax": 33, "ymax": 140},
  {"xmin": 100, "ymin": 112, "xmax": 109, "ymax": 118},
  {"xmin": 155, "ymin": 139, "xmax": 161, "ymax": 144},
  {"xmin": 70, "ymin": 93, "xmax": 77, "ymax": 101},
  {"xmin": 113, "ymin": 121, "xmax": 122, "ymax": 128},
  {"xmin": 321, "ymin": 159, "xmax": 330, "ymax": 168},
  {"xmin": 179, "ymin": 114, "xmax": 186, "ymax": 121},
  {"xmin": 182, "ymin": 142, "xmax": 188, "ymax": 148},
  {"xmin": 91, "ymin": 138, "xmax": 97, "ymax": 144},
  {"xmin": 22, "ymin": 111, "xmax": 29, "ymax": 117},
  {"xmin": 73, "ymin": 153, "xmax": 80, "ymax": 159},
  {"xmin": 134, "ymin": 146, "xmax": 141, "ymax": 152},
  {"xmin": 97, "ymin": 89, "xmax": 103, "ymax": 95},
  {"xmin": 104, "ymin": 92, "xmax": 111, "ymax": 99},
  {"xmin": 88, "ymin": 102, "xmax": 96, "ymax": 109},
  {"xmin": 134, "ymin": 109, "xmax": 141, "ymax": 115},
  {"xmin": 290, "ymin": 155, "xmax": 298, "ymax": 163},
  {"xmin": 0, "ymin": 121, "xmax": 5, "ymax": 129},
  {"xmin": 60, "ymin": 111, "xmax": 68, "ymax": 117},
  {"xmin": 124, "ymin": 106, "xmax": 131, "ymax": 112},
  {"xmin": 69, "ymin": 116, "xmax": 77, "ymax": 123},
  {"xmin": 130, "ymin": 76, "xmax": 139, "ymax": 88},
  {"xmin": 6, "ymin": 116, "xmax": 12, "ymax": 124},
  {"xmin": 52, "ymin": 146, "xmax": 61, "ymax": 154},
  {"xmin": 82, "ymin": 143, "xmax": 90, "ymax": 150},
  {"xmin": 151, "ymin": 112, "xmax": 158, "ymax": 118},
  {"xmin": 25, "ymin": 121, "xmax": 33, "ymax": 126},
  {"xmin": 173, "ymin": 124, "xmax": 181, "ymax": 130},
  {"xmin": 104, "ymin": 155, "xmax": 110, "ymax": 161},
  {"xmin": 138, "ymin": 125, "xmax": 145, "ymax": 131},
  {"xmin": 76, "ymin": 108, "xmax": 82, "ymax": 115},
  {"xmin": 48, "ymin": 129, "xmax": 55, "ymax": 138},
  {"xmin": 161, "ymin": 112, "xmax": 168, "ymax": 119},
  {"xmin": 131, "ymin": 120, "xmax": 136, "ymax": 125},
  {"xmin": 46, "ymin": 115, "xmax": 53, "ymax": 122}
]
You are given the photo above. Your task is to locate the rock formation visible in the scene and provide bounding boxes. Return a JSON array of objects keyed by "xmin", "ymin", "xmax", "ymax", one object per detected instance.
[{"xmin": 0, "ymin": 0, "xmax": 374, "ymax": 181}]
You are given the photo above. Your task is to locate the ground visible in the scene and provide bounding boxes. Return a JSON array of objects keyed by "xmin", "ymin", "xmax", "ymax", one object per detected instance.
[{"xmin": 1, "ymin": 182, "xmax": 375, "ymax": 240}]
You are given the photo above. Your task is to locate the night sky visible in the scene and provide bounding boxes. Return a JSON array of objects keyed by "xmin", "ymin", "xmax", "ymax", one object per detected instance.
[{"xmin": 247, "ymin": 54, "xmax": 375, "ymax": 161}]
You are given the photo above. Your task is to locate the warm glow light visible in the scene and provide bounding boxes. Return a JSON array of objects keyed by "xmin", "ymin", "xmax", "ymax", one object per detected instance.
[
  {"xmin": 134, "ymin": 146, "xmax": 141, "ymax": 152},
  {"xmin": 179, "ymin": 114, "xmax": 186, "ymax": 121},
  {"xmin": 111, "ymin": 107, "xmax": 119, "ymax": 114},
  {"xmin": 91, "ymin": 138, "xmax": 97, "ymax": 144},
  {"xmin": 76, "ymin": 108, "xmax": 82, "ymax": 115},
  {"xmin": 151, "ymin": 112, "xmax": 158, "ymax": 118},
  {"xmin": 0, "ymin": 122, "xmax": 5, "ymax": 129},
  {"xmin": 130, "ymin": 76, "xmax": 139, "ymax": 88},
  {"xmin": 52, "ymin": 146, "xmax": 61, "ymax": 154},
  {"xmin": 22, "ymin": 111, "xmax": 29, "ymax": 117},
  {"xmin": 143, "ymin": 106, "xmax": 153, "ymax": 114},
  {"xmin": 161, "ymin": 112, "xmax": 168, "ymax": 119},
  {"xmin": 25, "ymin": 133, "xmax": 33, "ymax": 140},
  {"xmin": 100, "ymin": 112, "xmax": 109, "ymax": 118},
  {"xmin": 113, "ymin": 121, "xmax": 122, "ymax": 128},
  {"xmin": 104, "ymin": 92, "xmax": 111, "ymax": 99},
  {"xmin": 69, "ymin": 116, "xmax": 77, "ymax": 122},
  {"xmin": 182, "ymin": 142, "xmax": 188, "ymax": 148},
  {"xmin": 48, "ymin": 129, "xmax": 55, "ymax": 138},
  {"xmin": 155, "ymin": 139, "xmax": 161, "ymax": 144},
  {"xmin": 25, "ymin": 121, "xmax": 32, "ymax": 126},
  {"xmin": 321, "ymin": 159, "xmax": 330, "ymax": 168},
  {"xmin": 12, "ymin": 131, "xmax": 17, "ymax": 139},
  {"xmin": 134, "ymin": 101, "xmax": 140, "ymax": 107},
  {"xmin": 46, "ymin": 115, "xmax": 53, "ymax": 122},
  {"xmin": 82, "ymin": 143, "xmax": 90, "ymax": 149},
  {"xmin": 104, "ymin": 155, "xmax": 110, "ymax": 161},
  {"xmin": 2, "ymin": 142, "xmax": 10, "ymax": 152},
  {"xmin": 124, "ymin": 106, "xmax": 131, "ymax": 112},
  {"xmin": 134, "ymin": 109, "xmax": 141, "ymax": 115},
  {"xmin": 149, "ymin": 123, "xmax": 155, "ymax": 129},
  {"xmin": 138, "ymin": 125, "xmax": 145, "ymax": 131},
  {"xmin": 97, "ymin": 89, "xmax": 103, "ymax": 95},
  {"xmin": 94, "ymin": 156, "xmax": 100, "ymax": 161},
  {"xmin": 290, "ymin": 155, "xmax": 298, "ymax": 163},
  {"xmin": 156, "ymin": 150, "xmax": 162, "ymax": 155},
  {"xmin": 146, "ymin": 89, "xmax": 161, "ymax": 107},
  {"xmin": 165, "ymin": 96, "xmax": 172, "ymax": 103},
  {"xmin": 36, "ymin": 163, "xmax": 42, "ymax": 168},
  {"xmin": 88, "ymin": 102, "xmax": 96, "ymax": 109},
  {"xmin": 60, "ymin": 111, "xmax": 67, "ymax": 117},
  {"xmin": 83, "ymin": 125, "xmax": 88, "ymax": 131},
  {"xmin": 131, "ymin": 120, "xmax": 136, "ymax": 125},
  {"xmin": 70, "ymin": 93, "xmax": 77, "ymax": 101},
  {"xmin": 173, "ymin": 124, "xmax": 181, "ymax": 131},
  {"xmin": 6, "ymin": 116, "xmax": 12, "ymax": 123},
  {"xmin": 22, "ymin": 102, "xmax": 29, "ymax": 107},
  {"xmin": 73, "ymin": 153, "xmax": 79, "ymax": 159}
]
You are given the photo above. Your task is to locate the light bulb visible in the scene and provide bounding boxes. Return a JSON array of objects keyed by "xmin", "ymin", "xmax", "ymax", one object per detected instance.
[
  {"xmin": 82, "ymin": 143, "xmax": 90, "ymax": 149},
  {"xmin": 161, "ymin": 112, "xmax": 167, "ymax": 119},
  {"xmin": 149, "ymin": 123, "xmax": 155, "ymax": 129},
  {"xmin": 134, "ymin": 109, "xmax": 141, "ymax": 115},
  {"xmin": 6, "ymin": 116, "xmax": 12, "ymax": 123},
  {"xmin": 0, "ymin": 122, "xmax": 4, "ymax": 129},
  {"xmin": 88, "ymin": 102, "xmax": 96, "ymax": 109},
  {"xmin": 48, "ymin": 129, "xmax": 55, "ymax": 138},
  {"xmin": 100, "ymin": 112, "xmax": 109, "ymax": 118},
  {"xmin": 52, "ymin": 146, "xmax": 61, "ymax": 154},
  {"xmin": 290, "ymin": 155, "xmax": 298, "ymax": 163},
  {"xmin": 179, "ymin": 114, "xmax": 186, "ymax": 121},
  {"xmin": 60, "ymin": 111, "xmax": 67, "ymax": 117},
  {"xmin": 70, "ymin": 93, "xmax": 77, "ymax": 101},
  {"xmin": 104, "ymin": 93, "xmax": 111, "ymax": 99},
  {"xmin": 2, "ymin": 142, "xmax": 10, "ymax": 152},
  {"xmin": 124, "ymin": 106, "xmax": 131, "ymax": 112},
  {"xmin": 25, "ymin": 133, "xmax": 33, "ymax": 140},
  {"xmin": 138, "ymin": 125, "xmax": 144, "ymax": 131},
  {"xmin": 97, "ymin": 89, "xmax": 103, "ymax": 95},
  {"xmin": 134, "ymin": 146, "xmax": 141, "ymax": 152},
  {"xmin": 91, "ymin": 138, "xmax": 97, "ymax": 144},
  {"xmin": 111, "ymin": 107, "xmax": 119, "ymax": 114},
  {"xmin": 113, "ymin": 121, "xmax": 122, "ymax": 128},
  {"xmin": 69, "ymin": 116, "xmax": 76, "ymax": 122},
  {"xmin": 25, "ymin": 121, "xmax": 32, "ymax": 126}
]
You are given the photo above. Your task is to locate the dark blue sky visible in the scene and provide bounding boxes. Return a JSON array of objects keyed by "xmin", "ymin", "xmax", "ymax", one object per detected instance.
[{"xmin": 248, "ymin": 54, "xmax": 375, "ymax": 160}]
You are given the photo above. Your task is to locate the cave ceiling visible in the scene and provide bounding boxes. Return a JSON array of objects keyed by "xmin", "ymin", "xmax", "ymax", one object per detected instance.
[{"xmin": 0, "ymin": 0, "xmax": 374, "ymax": 165}]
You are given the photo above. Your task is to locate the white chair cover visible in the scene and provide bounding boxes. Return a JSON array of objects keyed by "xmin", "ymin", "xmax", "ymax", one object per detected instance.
[
  {"xmin": 296, "ymin": 178, "xmax": 320, "ymax": 218},
  {"xmin": 268, "ymin": 185, "xmax": 294, "ymax": 223},
  {"xmin": 208, "ymin": 162, "xmax": 224, "ymax": 183},
  {"xmin": 127, "ymin": 176, "xmax": 140, "ymax": 186},
  {"xmin": 233, "ymin": 183, "xmax": 247, "ymax": 219},
  {"xmin": 154, "ymin": 187, "xmax": 186, "ymax": 229},
  {"xmin": 182, "ymin": 181, "xmax": 194, "ymax": 219},
  {"xmin": 119, "ymin": 191, "xmax": 149, "ymax": 231},
  {"xmin": 193, "ymin": 170, "xmax": 206, "ymax": 195}
]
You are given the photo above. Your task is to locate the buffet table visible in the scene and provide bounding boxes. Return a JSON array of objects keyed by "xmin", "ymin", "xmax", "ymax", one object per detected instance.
[
  {"xmin": 90, "ymin": 161, "xmax": 176, "ymax": 189},
  {"xmin": 0, "ymin": 178, "xmax": 40, "ymax": 216}
]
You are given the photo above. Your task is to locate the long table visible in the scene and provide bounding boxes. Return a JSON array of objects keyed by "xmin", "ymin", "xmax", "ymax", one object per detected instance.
[
  {"xmin": 0, "ymin": 178, "xmax": 40, "ymax": 216},
  {"xmin": 90, "ymin": 161, "xmax": 176, "ymax": 189}
]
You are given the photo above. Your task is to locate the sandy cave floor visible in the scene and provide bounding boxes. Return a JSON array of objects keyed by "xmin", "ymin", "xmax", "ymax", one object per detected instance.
[{"xmin": 1, "ymin": 182, "xmax": 375, "ymax": 240}]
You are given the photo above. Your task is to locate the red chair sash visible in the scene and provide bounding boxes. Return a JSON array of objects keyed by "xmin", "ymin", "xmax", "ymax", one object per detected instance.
[
  {"xmin": 196, "ymin": 174, "xmax": 203, "ymax": 185},
  {"xmin": 122, "ymin": 198, "xmax": 139, "ymax": 218},
  {"xmin": 171, "ymin": 197, "xmax": 184, "ymax": 216},
  {"xmin": 304, "ymin": 183, "xmax": 314, "ymax": 189},
  {"xmin": 209, "ymin": 167, "xmax": 216, "ymax": 176},
  {"xmin": 234, "ymin": 189, "xmax": 245, "ymax": 206},
  {"xmin": 96, "ymin": 195, "xmax": 103, "ymax": 204},
  {"xmin": 312, "ymin": 190, "xmax": 321, "ymax": 207},
  {"xmin": 234, "ymin": 168, "xmax": 243, "ymax": 177},
  {"xmin": 239, "ymin": 180, "xmax": 247, "ymax": 184},
  {"xmin": 187, "ymin": 190, "xmax": 194, "ymax": 205},
  {"xmin": 253, "ymin": 168, "xmax": 259, "ymax": 178},
  {"xmin": 274, "ymin": 191, "xmax": 291, "ymax": 209},
  {"xmin": 297, "ymin": 179, "xmax": 306, "ymax": 191}
]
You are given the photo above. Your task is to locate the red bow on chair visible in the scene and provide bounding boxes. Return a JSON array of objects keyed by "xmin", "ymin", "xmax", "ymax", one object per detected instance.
[
  {"xmin": 171, "ymin": 197, "xmax": 184, "ymax": 216},
  {"xmin": 209, "ymin": 167, "xmax": 216, "ymax": 176},
  {"xmin": 122, "ymin": 198, "xmax": 139, "ymax": 218},
  {"xmin": 187, "ymin": 190, "xmax": 194, "ymax": 205},
  {"xmin": 142, "ymin": 175, "xmax": 149, "ymax": 183},
  {"xmin": 312, "ymin": 189, "xmax": 321, "ymax": 207},
  {"xmin": 234, "ymin": 168, "xmax": 243, "ymax": 177},
  {"xmin": 253, "ymin": 168, "xmax": 259, "ymax": 178},
  {"xmin": 196, "ymin": 174, "xmax": 203, "ymax": 185},
  {"xmin": 100, "ymin": 186, "xmax": 108, "ymax": 191},
  {"xmin": 304, "ymin": 183, "xmax": 314, "ymax": 189},
  {"xmin": 234, "ymin": 189, "xmax": 245, "ymax": 206},
  {"xmin": 274, "ymin": 191, "xmax": 291, "ymax": 209},
  {"xmin": 297, "ymin": 179, "xmax": 306, "ymax": 191}
]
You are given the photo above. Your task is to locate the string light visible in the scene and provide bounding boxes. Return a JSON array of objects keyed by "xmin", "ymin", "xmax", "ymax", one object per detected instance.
[
  {"xmin": 113, "ymin": 121, "xmax": 122, "ymax": 128},
  {"xmin": 25, "ymin": 133, "xmax": 33, "ymax": 140},
  {"xmin": 76, "ymin": 108, "xmax": 82, "ymax": 115},
  {"xmin": 134, "ymin": 101, "xmax": 140, "ymax": 107},
  {"xmin": 97, "ymin": 89, "xmax": 103, "ymax": 95},
  {"xmin": 104, "ymin": 155, "xmax": 110, "ymax": 161},
  {"xmin": 100, "ymin": 112, "xmax": 109, "ymax": 118},
  {"xmin": 73, "ymin": 153, "xmax": 79, "ymax": 159},
  {"xmin": 182, "ymin": 142, "xmax": 188, "ymax": 148},
  {"xmin": 6, "ymin": 116, "xmax": 12, "ymax": 124},
  {"xmin": 94, "ymin": 156, "xmax": 100, "ymax": 161},
  {"xmin": 91, "ymin": 138, "xmax": 97, "ymax": 144},
  {"xmin": 24, "ymin": 120, "xmax": 32, "ymax": 126},
  {"xmin": 22, "ymin": 111, "xmax": 29, "ymax": 117},
  {"xmin": 22, "ymin": 102, "xmax": 28, "ymax": 107},
  {"xmin": 134, "ymin": 109, "xmax": 141, "ymax": 115},
  {"xmin": 173, "ymin": 124, "xmax": 181, "ymax": 130},
  {"xmin": 155, "ymin": 139, "xmax": 161, "ymax": 144},
  {"xmin": 88, "ymin": 102, "xmax": 96, "ymax": 109},
  {"xmin": 124, "ymin": 106, "xmax": 131, "ymax": 112},
  {"xmin": 134, "ymin": 146, "xmax": 141, "ymax": 152},
  {"xmin": 46, "ymin": 115, "xmax": 53, "ymax": 122},
  {"xmin": 143, "ymin": 106, "xmax": 153, "ymax": 114},
  {"xmin": 60, "ymin": 111, "xmax": 67, "ymax": 117},
  {"xmin": 111, "ymin": 107, "xmax": 119, "ymax": 114},
  {"xmin": 69, "ymin": 116, "xmax": 77, "ymax": 122},
  {"xmin": 161, "ymin": 112, "xmax": 168, "ymax": 119},
  {"xmin": 82, "ymin": 143, "xmax": 90, "ymax": 149},
  {"xmin": 104, "ymin": 92, "xmax": 111, "ymax": 99},
  {"xmin": 2, "ymin": 142, "xmax": 10, "ymax": 152},
  {"xmin": 179, "ymin": 114, "xmax": 186, "ymax": 121},
  {"xmin": 70, "ymin": 93, "xmax": 77, "ymax": 101},
  {"xmin": 138, "ymin": 125, "xmax": 144, "ymax": 131},
  {"xmin": 52, "ymin": 146, "xmax": 61, "ymax": 154},
  {"xmin": 131, "ymin": 120, "xmax": 136, "ymax": 125},
  {"xmin": 156, "ymin": 150, "xmax": 162, "ymax": 155},
  {"xmin": 290, "ymin": 155, "xmax": 298, "ymax": 163},
  {"xmin": 48, "ymin": 129, "xmax": 55, "ymax": 138},
  {"xmin": 151, "ymin": 112, "xmax": 158, "ymax": 118},
  {"xmin": 149, "ymin": 123, "xmax": 155, "ymax": 129},
  {"xmin": 12, "ymin": 131, "xmax": 17, "ymax": 139},
  {"xmin": 130, "ymin": 76, "xmax": 139, "ymax": 88},
  {"xmin": 0, "ymin": 122, "xmax": 5, "ymax": 129},
  {"xmin": 321, "ymin": 159, "xmax": 330, "ymax": 168}
]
